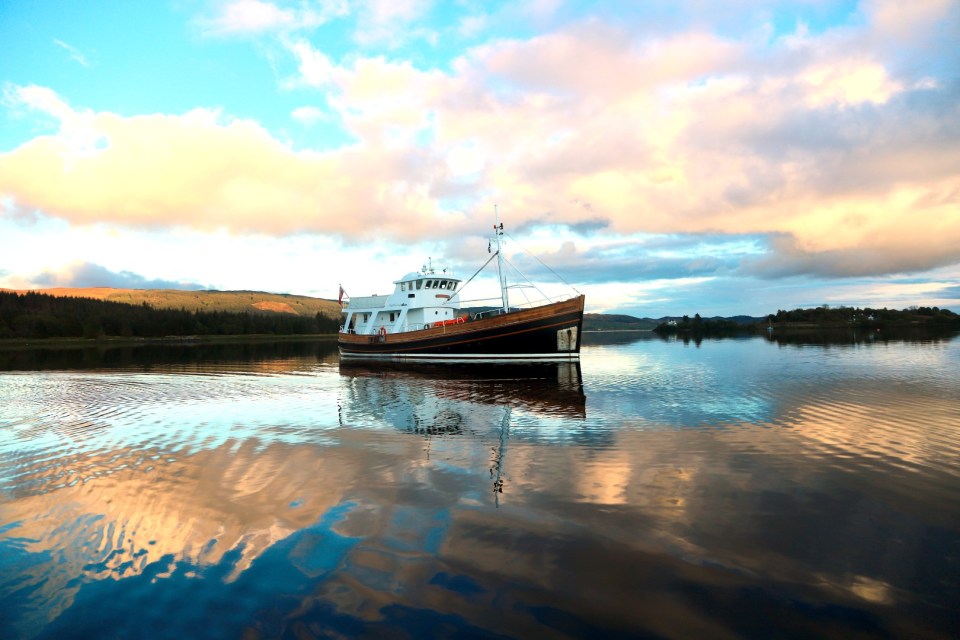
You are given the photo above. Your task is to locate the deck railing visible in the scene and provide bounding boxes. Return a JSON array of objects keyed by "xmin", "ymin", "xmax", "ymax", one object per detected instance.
[
  {"xmin": 471, "ymin": 294, "xmax": 578, "ymax": 319},
  {"xmin": 339, "ymin": 322, "xmax": 444, "ymax": 334}
]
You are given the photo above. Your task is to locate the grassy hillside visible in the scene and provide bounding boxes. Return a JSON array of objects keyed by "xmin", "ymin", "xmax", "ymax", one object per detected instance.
[
  {"xmin": 1, "ymin": 288, "xmax": 342, "ymax": 319},
  {"xmin": 0, "ymin": 290, "xmax": 340, "ymax": 340}
]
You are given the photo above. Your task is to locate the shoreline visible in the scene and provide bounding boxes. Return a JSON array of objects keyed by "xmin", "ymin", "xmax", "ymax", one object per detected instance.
[
  {"xmin": 581, "ymin": 329, "xmax": 653, "ymax": 333},
  {"xmin": 0, "ymin": 334, "xmax": 339, "ymax": 350}
]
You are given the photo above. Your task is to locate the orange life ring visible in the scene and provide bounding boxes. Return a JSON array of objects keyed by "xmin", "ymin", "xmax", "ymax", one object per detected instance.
[{"xmin": 378, "ymin": 326, "xmax": 387, "ymax": 337}]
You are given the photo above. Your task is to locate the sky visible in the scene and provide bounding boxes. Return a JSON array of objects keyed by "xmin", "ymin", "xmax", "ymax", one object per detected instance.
[{"xmin": 1, "ymin": 0, "xmax": 958, "ymax": 317}]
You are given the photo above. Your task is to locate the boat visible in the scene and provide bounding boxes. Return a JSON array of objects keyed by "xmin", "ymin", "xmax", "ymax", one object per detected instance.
[{"xmin": 338, "ymin": 216, "xmax": 584, "ymax": 361}]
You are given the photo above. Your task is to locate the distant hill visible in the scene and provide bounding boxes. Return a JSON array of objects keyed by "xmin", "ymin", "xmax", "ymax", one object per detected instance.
[
  {"xmin": 652, "ymin": 315, "xmax": 764, "ymax": 325},
  {"xmin": 583, "ymin": 313, "xmax": 656, "ymax": 331},
  {"xmin": 0, "ymin": 289, "xmax": 341, "ymax": 340},
  {"xmin": 0, "ymin": 288, "xmax": 341, "ymax": 319}
]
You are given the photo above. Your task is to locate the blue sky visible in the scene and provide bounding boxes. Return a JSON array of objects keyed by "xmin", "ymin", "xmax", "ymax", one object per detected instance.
[{"xmin": 1, "ymin": 0, "xmax": 958, "ymax": 316}]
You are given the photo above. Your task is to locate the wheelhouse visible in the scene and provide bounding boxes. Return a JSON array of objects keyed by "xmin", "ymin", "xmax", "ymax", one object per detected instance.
[{"xmin": 341, "ymin": 269, "xmax": 463, "ymax": 335}]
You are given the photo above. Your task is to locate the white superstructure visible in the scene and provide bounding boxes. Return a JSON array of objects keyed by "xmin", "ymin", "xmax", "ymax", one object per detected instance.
[{"xmin": 341, "ymin": 265, "xmax": 463, "ymax": 336}]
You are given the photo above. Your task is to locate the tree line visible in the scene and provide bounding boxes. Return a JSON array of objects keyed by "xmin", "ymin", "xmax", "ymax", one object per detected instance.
[
  {"xmin": 0, "ymin": 291, "xmax": 341, "ymax": 340},
  {"xmin": 767, "ymin": 305, "xmax": 959, "ymax": 328},
  {"xmin": 653, "ymin": 313, "xmax": 744, "ymax": 337},
  {"xmin": 654, "ymin": 305, "xmax": 960, "ymax": 337}
]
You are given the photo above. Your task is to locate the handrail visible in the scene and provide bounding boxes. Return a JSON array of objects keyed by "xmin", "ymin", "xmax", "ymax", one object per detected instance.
[{"xmin": 472, "ymin": 294, "xmax": 578, "ymax": 318}]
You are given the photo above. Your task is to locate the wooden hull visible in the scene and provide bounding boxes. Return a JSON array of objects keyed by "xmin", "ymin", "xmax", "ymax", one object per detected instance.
[{"xmin": 338, "ymin": 295, "xmax": 584, "ymax": 361}]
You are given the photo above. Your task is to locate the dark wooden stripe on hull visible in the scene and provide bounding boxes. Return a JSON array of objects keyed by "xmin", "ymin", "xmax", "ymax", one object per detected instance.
[
  {"xmin": 341, "ymin": 314, "xmax": 580, "ymax": 356},
  {"xmin": 339, "ymin": 295, "xmax": 584, "ymax": 358}
]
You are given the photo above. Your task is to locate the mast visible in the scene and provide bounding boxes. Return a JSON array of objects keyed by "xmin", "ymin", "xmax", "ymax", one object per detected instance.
[
  {"xmin": 494, "ymin": 205, "xmax": 509, "ymax": 314},
  {"xmin": 491, "ymin": 405, "xmax": 511, "ymax": 508}
]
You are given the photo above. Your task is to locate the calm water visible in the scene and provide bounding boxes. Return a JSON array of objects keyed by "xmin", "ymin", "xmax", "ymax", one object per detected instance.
[{"xmin": 1, "ymin": 334, "xmax": 959, "ymax": 639}]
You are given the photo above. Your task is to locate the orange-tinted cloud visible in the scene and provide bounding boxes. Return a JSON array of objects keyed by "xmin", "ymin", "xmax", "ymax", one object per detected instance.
[
  {"xmin": 2, "ymin": 2, "xmax": 958, "ymax": 279},
  {"xmin": 0, "ymin": 89, "xmax": 457, "ymax": 242}
]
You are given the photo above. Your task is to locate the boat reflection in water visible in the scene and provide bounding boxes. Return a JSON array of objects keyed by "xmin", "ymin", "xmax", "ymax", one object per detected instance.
[
  {"xmin": 338, "ymin": 360, "xmax": 586, "ymax": 427},
  {"xmin": 338, "ymin": 361, "xmax": 586, "ymax": 508},
  {"xmin": 339, "ymin": 360, "xmax": 586, "ymax": 505}
]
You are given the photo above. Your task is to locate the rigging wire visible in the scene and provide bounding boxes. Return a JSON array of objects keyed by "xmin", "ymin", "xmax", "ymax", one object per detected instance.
[
  {"xmin": 438, "ymin": 226, "xmax": 579, "ymax": 310},
  {"xmin": 499, "ymin": 252, "xmax": 540, "ymax": 306},
  {"xmin": 439, "ymin": 250, "xmax": 499, "ymax": 307},
  {"xmin": 503, "ymin": 231, "xmax": 581, "ymax": 295}
]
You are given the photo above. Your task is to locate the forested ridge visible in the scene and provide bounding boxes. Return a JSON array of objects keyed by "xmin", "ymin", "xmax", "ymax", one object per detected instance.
[
  {"xmin": 768, "ymin": 305, "xmax": 959, "ymax": 327},
  {"xmin": 0, "ymin": 291, "xmax": 340, "ymax": 339},
  {"xmin": 654, "ymin": 305, "xmax": 960, "ymax": 337}
]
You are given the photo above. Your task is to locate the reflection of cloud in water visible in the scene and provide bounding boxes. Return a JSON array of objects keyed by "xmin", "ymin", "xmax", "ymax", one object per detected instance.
[
  {"xmin": 1, "ymin": 338, "xmax": 958, "ymax": 638},
  {"xmin": 3, "ymin": 439, "xmax": 360, "ymax": 633}
]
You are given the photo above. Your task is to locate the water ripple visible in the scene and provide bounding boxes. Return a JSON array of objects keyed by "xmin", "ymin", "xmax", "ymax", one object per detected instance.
[{"xmin": 1, "ymin": 338, "xmax": 958, "ymax": 639}]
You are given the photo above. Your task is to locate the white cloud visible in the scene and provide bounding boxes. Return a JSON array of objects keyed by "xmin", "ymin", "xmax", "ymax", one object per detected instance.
[
  {"xmin": 5, "ymin": 84, "xmax": 75, "ymax": 121},
  {"xmin": 291, "ymin": 106, "xmax": 329, "ymax": 125},
  {"xmin": 864, "ymin": 0, "xmax": 956, "ymax": 45},
  {"xmin": 800, "ymin": 59, "xmax": 902, "ymax": 107},
  {"xmin": 53, "ymin": 39, "xmax": 92, "ymax": 67},
  {"xmin": 353, "ymin": 0, "xmax": 436, "ymax": 47},
  {"xmin": 524, "ymin": 0, "xmax": 564, "ymax": 21},
  {"xmin": 34, "ymin": 261, "xmax": 203, "ymax": 289},
  {"xmin": 458, "ymin": 13, "xmax": 488, "ymax": 39},
  {"xmin": 199, "ymin": 0, "xmax": 350, "ymax": 36},
  {"xmin": 286, "ymin": 39, "xmax": 337, "ymax": 86},
  {"xmin": 201, "ymin": 0, "xmax": 296, "ymax": 35}
]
